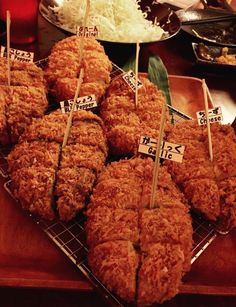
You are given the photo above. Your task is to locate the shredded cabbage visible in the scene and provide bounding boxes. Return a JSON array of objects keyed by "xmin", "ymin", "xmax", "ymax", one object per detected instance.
[{"xmin": 51, "ymin": 0, "xmax": 165, "ymax": 43}]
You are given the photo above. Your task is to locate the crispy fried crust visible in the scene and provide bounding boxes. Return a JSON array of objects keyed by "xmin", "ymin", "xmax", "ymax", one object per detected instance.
[
  {"xmin": 86, "ymin": 207, "xmax": 139, "ymax": 247},
  {"xmin": 137, "ymin": 243, "xmax": 184, "ymax": 305},
  {"xmin": 87, "ymin": 157, "xmax": 193, "ymax": 304},
  {"xmin": 0, "ymin": 57, "xmax": 46, "ymax": 90},
  {"xmin": 8, "ymin": 109, "xmax": 108, "ymax": 221},
  {"xmin": 55, "ymin": 167, "xmax": 96, "ymax": 221},
  {"xmin": 140, "ymin": 207, "xmax": 193, "ymax": 272},
  {"xmin": 165, "ymin": 121, "xmax": 236, "ymax": 226},
  {"xmin": 0, "ymin": 85, "xmax": 48, "ymax": 145},
  {"xmin": 100, "ymin": 73, "xmax": 170, "ymax": 156},
  {"xmin": 44, "ymin": 36, "xmax": 112, "ymax": 102},
  {"xmin": 88, "ymin": 240, "xmax": 139, "ymax": 302},
  {"xmin": 8, "ymin": 141, "xmax": 60, "ymax": 220},
  {"xmin": 217, "ymin": 177, "xmax": 236, "ymax": 231}
]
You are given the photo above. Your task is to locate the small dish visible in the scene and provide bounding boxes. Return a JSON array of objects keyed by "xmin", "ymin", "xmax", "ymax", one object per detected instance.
[
  {"xmin": 182, "ymin": 19, "xmax": 236, "ymax": 47},
  {"xmin": 192, "ymin": 42, "xmax": 236, "ymax": 67}
]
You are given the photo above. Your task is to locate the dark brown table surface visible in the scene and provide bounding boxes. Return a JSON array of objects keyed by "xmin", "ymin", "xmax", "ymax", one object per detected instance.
[{"xmin": 1, "ymin": 4, "xmax": 236, "ymax": 307}]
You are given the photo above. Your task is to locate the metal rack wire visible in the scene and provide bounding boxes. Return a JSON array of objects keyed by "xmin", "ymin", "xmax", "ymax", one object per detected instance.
[{"xmin": 0, "ymin": 59, "xmax": 218, "ymax": 306}]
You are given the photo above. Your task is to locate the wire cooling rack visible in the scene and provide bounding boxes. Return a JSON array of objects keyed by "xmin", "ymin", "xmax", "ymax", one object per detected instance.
[
  {"xmin": 3, "ymin": 177, "xmax": 217, "ymax": 307},
  {"xmin": 0, "ymin": 59, "xmax": 218, "ymax": 306}
]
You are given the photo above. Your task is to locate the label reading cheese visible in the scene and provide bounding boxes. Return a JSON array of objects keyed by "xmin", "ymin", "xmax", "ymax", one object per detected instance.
[
  {"xmin": 0, "ymin": 46, "xmax": 34, "ymax": 62},
  {"xmin": 138, "ymin": 135, "xmax": 185, "ymax": 163},
  {"xmin": 122, "ymin": 70, "xmax": 143, "ymax": 92},
  {"xmin": 76, "ymin": 26, "xmax": 98, "ymax": 37},
  {"xmin": 197, "ymin": 106, "xmax": 223, "ymax": 125},
  {"xmin": 60, "ymin": 95, "xmax": 97, "ymax": 113}
]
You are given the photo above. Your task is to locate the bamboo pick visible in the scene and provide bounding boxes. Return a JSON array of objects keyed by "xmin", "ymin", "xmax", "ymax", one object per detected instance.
[
  {"xmin": 62, "ymin": 0, "xmax": 90, "ymax": 147},
  {"xmin": 135, "ymin": 41, "xmax": 140, "ymax": 108},
  {"xmin": 6, "ymin": 10, "xmax": 11, "ymax": 86},
  {"xmin": 62, "ymin": 68, "xmax": 84, "ymax": 148},
  {"xmin": 206, "ymin": 84, "xmax": 214, "ymax": 107},
  {"xmin": 202, "ymin": 79, "xmax": 213, "ymax": 162},
  {"xmin": 149, "ymin": 102, "xmax": 166, "ymax": 209},
  {"xmin": 78, "ymin": 0, "xmax": 90, "ymax": 68}
]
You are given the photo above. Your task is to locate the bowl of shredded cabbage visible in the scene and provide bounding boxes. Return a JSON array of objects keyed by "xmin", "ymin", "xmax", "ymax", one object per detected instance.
[{"xmin": 39, "ymin": 0, "xmax": 181, "ymax": 43}]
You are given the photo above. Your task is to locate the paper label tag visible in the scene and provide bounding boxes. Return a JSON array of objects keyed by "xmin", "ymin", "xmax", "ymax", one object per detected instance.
[
  {"xmin": 60, "ymin": 95, "xmax": 97, "ymax": 113},
  {"xmin": 0, "ymin": 46, "xmax": 34, "ymax": 62},
  {"xmin": 76, "ymin": 26, "xmax": 98, "ymax": 38},
  {"xmin": 122, "ymin": 70, "xmax": 143, "ymax": 92},
  {"xmin": 197, "ymin": 106, "xmax": 223, "ymax": 125},
  {"xmin": 138, "ymin": 135, "xmax": 185, "ymax": 163}
]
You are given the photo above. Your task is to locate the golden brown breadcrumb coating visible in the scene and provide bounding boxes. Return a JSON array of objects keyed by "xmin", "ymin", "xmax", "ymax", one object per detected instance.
[
  {"xmin": 0, "ymin": 87, "xmax": 10, "ymax": 145},
  {"xmin": 7, "ymin": 141, "xmax": 60, "ymax": 220},
  {"xmin": 86, "ymin": 207, "xmax": 139, "ymax": 247},
  {"xmin": 56, "ymin": 167, "xmax": 96, "ymax": 221},
  {"xmin": 218, "ymin": 177, "xmax": 236, "ymax": 231},
  {"xmin": 44, "ymin": 36, "xmax": 112, "ymax": 103},
  {"xmin": 140, "ymin": 207, "xmax": 193, "ymax": 272},
  {"xmin": 89, "ymin": 178, "xmax": 143, "ymax": 211},
  {"xmin": 165, "ymin": 120, "xmax": 236, "ymax": 226},
  {"xmin": 0, "ymin": 85, "xmax": 48, "ymax": 145},
  {"xmin": 87, "ymin": 157, "xmax": 193, "ymax": 305},
  {"xmin": 184, "ymin": 178, "xmax": 221, "ymax": 221},
  {"xmin": 137, "ymin": 243, "xmax": 184, "ymax": 306},
  {"xmin": 100, "ymin": 73, "xmax": 170, "ymax": 156},
  {"xmin": 7, "ymin": 141, "xmax": 59, "ymax": 172},
  {"xmin": 88, "ymin": 240, "xmax": 139, "ymax": 302},
  {"xmin": 8, "ymin": 109, "xmax": 108, "ymax": 221},
  {"xmin": 0, "ymin": 57, "xmax": 46, "ymax": 90}
]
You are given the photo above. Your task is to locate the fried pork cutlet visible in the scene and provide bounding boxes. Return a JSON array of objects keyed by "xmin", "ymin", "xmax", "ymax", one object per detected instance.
[
  {"xmin": 86, "ymin": 207, "xmax": 139, "ymax": 248},
  {"xmin": 19, "ymin": 110, "xmax": 68, "ymax": 143},
  {"xmin": 106, "ymin": 73, "xmax": 160, "ymax": 99},
  {"xmin": 137, "ymin": 160, "xmax": 187, "ymax": 208},
  {"xmin": 55, "ymin": 167, "xmax": 96, "ymax": 221},
  {"xmin": 60, "ymin": 144, "xmax": 106, "ymax": 174},
  {"xmin": 8, "ymin": 108, "xmax": 108, "ymax": 221},
  {"xmin": 44, "ymin": 36, "xmax": 112, "ymax": 103},
  {"xmin": 165, "ymin": 120, "xmax": 236, "ymax": 227},
  {"xmin": 0, "ymin": 57, "xmax": 46, "ymax": 90},
  {"xmin": 165, "ymin": 142, "xmax": 215, "ymax": 186},
  {"xmin": 100, "ymin": 73, "xmax": 170, "ymax": 156},
  {"xmin": 0, "ymin": 85, "xmax": 48, "ymax": 145},
  {"xmin": 137, "ymin": 243, "xmax": 185, "ymax": 306},
  {"xmin": 6, "ymin": 86, "xmax": 48, "ymax": 143},
  {"xmin": 8, "ymin": 141, "xmax": 60, "ymax": 220},
  {"xmin": 0, "ymin": 87, "xmax": 10, "ymax": 145},
  {"xmin": 86, "ymin": 157, "xmax": 193, "ymax": 305},
  {"xmin": 211, "ymin": 135, "xmax": 236, "ymax": 180},
  {"xmin": 7, "ymin": 141, "xmax": 59, "ymax": 173},
  {"xmin": 184, "ymin": 178, "xmax": 221, "ymax": 221},
  {"xmin": 140, "ymin": 207, "xmax": 193, "ymax": 272},
  {"xmin": 88, "ymin": 240, "xmax": 139, "ymax": 302},
  {"xmin": 218, "ymin": 177, "xmax": 236, "ymax": 231},
  {"xmin": 11, "ymin": 167, "xmax": 56, "ymax": 220},
  {"xmin": 89, "ymin": 178, "xmax": 143, "ymax": 211},
  {"xmin": 54, "ymin": 109, "xmax": 108, "ymax": 220}
]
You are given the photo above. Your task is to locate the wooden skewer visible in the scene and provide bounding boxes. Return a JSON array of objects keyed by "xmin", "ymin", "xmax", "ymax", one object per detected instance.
[
  {"xmin": 78, "ymin": 0, "xmax": 90, "ymax": 68},
  {"xmin": 62, "ymin": 1, "xmax": 90, "ymax": 147},
  {"xmin": 62, "ymin": 68, "xmax": 84, "ymax": 148},
  {"xmin": 202, "ymin": 79, "xmax": 213, "ymax": 162},
  {"xmin": 135, "ymin": 41, "xmax": 140, "ymax": 108},
  {"xmin": 206, "ymin": 84, "xmax": 214, "ymax": 107},
  {"xmin": 149, "ymin": 102, "xmax": 166, "ymax": 209},
  {"xmin": 6, "ymin": 10, "xmax": 11, "ymax": 86}
]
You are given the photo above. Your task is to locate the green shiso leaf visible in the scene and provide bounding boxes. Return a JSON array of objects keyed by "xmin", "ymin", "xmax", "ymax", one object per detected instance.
[
  {"xmin": 148, "ymin": 55, "xmax": 172, "ymax": 106},
  {"xmin": 122, "ymin": 55, "xmax": 136, "ymax": 72}
]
